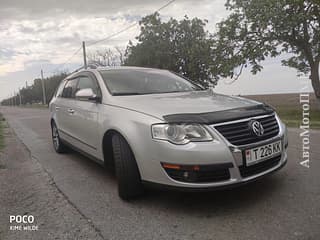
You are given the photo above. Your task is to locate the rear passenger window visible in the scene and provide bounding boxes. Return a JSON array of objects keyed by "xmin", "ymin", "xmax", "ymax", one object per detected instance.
[{"xmin": 61, "ymin": 79, "xmax": 78, "ymax": 98}]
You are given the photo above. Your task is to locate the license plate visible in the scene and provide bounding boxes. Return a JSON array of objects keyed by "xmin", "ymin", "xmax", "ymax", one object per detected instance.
[{"xmin": 245, "ymin": 140, "xmax": 282, "ymax": 166}]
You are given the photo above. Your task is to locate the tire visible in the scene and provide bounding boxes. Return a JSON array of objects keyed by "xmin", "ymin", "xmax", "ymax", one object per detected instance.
[
  {"xmin": 112, "ymin": 134, "xmax": 144, "ymax": 200},
  {"xmin": 51, "ymin": 121, "xmax": 68, "ymax": 153}
]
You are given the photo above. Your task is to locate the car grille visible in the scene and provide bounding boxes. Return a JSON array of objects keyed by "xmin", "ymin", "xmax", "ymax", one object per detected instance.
[
  {"xmin": 164, "ymin": 165, "xmax": 231, "ymax": 183},
  {"xmin": 214, "ymin": 114, "xmax": 279, "ymax": 146},
  {"xmin": 239, "ymin": 155, "xmax": 281, "ymax": 178}
]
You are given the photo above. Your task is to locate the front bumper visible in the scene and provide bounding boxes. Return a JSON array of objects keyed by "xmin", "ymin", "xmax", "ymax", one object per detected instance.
[
  {"xmin": 142, "ymin": 156, "xmax": 287, "ymax": 192},
  {"xmin": 136, "ymin": 114, "xmax": 288, "ymax": 190}
]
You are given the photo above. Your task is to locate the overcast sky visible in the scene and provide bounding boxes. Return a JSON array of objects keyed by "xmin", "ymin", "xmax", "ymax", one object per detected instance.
[{"xmin": 0, "ymin": 0, "xmax": 312, "ymax": 101}]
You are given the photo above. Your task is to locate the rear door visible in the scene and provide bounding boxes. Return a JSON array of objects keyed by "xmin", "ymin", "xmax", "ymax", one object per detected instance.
[
  {"xmin": 58, "ymin": 77, "xmax": 79, "ymax": 146},
  {"xmin": 51, "ymin": 79, "xmax": 66, "ymax": 130}
]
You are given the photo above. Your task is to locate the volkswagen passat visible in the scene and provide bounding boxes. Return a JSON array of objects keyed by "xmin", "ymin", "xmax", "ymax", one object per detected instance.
[{"xmin": 49, "ymin": 66, "xmax": 288, "ymax": 200}]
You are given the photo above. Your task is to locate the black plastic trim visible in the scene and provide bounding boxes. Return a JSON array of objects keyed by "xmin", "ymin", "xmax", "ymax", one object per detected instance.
[
  {"xmin": 161, "ymin": 162, "xmax": 234, "ymax": 170},
  {"xmin": 142, "ymin": 159, "xmax": 287, "ymax": 192},
  {"xmin": 162, "ymin": 162, "xmax": 233, "ymax": 183},
  {"xmin": 163, "ymin": 104, "xmax": 274, "ymax": 124},
  {"xmin": 60, "ymin": 138, "xmax": 104, "ymax": 166},
  {"xmin": 59, "ymin": 129, "xmax": 97, "ymax": 150}
]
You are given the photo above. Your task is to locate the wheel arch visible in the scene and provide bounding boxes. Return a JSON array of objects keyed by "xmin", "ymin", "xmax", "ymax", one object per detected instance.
[
  {"xmin": 50, "ymin": 118, "xmax": 55, "ymax": 126},
  {"xmin": 102, "ymin": 129, "xmax": 137, "ymax": 169}
]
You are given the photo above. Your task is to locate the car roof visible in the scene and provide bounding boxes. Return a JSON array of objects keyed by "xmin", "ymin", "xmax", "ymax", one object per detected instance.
[{"xmin": 100, "ymin": 66, "xmax": 151, "ymax": 70}]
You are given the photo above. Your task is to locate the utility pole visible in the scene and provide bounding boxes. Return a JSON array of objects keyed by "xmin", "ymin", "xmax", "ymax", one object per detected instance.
[
  {"xmin": 19, "ymin": 88, "xmax": 22, "ymax": 106},
  {"xmin": 115, "ymin": 46, "xmax": 123, "ymax": 65},
  {"xmin": 13, "ymin": 92, "xmax": 16, "ymax": 106},
  {"xmin": 83, "ymin": 41, "xmax": 87, "ymax": 69},
  {"xmin": 41, "ymin": 69, "xmax": 47, "ymax": 105}
]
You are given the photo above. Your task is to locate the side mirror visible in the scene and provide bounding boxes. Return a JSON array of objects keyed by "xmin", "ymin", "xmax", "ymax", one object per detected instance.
[{"xmin": 75, "ymin": 88, "xmax": 101, "ymax": 102}]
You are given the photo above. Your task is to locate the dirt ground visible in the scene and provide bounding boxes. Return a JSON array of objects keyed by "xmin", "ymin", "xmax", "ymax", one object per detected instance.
[{"xmin": 0, "ymin": 121, "xmax": 104, "ymax": 240}]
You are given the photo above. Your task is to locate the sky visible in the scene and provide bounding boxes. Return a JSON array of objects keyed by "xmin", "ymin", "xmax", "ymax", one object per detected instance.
[{"xmin": 0, "ymin": 0, "xmax": 313, "ymax": 101}]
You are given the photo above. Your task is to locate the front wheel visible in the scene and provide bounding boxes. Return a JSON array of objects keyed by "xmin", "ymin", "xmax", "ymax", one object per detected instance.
[
  {"xmin": 51, "ymin": 122, "xmax": 68, "ymax": 153},
  {"xmin": 112, "ymin": 134, "xmax": 144, "ymax": 200}
]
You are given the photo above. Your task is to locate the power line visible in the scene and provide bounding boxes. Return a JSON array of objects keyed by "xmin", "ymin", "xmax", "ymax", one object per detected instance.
[
  {"xmin": 87, "ymin": 22, "xmax": 138, "ymax": 47},
  {"xmin": 87, "ymin": 0, "xmax": 176, "ymax": 47},
  {"xmin": 48, "ymin": 0, "xmax": 177, "ymax": 74},
  {"xmin": 156, "ymin": 0, "xmax": 176, "ymax": 12},
  {"xmin": 50, "ymin": 45, "xmax": 82, "ymax": 74},
  {"xmin": 3, "ymin": 0, "xmax": 178, "ymax": 103}
]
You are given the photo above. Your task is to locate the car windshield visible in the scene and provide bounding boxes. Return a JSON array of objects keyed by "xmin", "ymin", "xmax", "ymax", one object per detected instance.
[{"xmin": 99, "ymin": 69, "xmax": 204, "ymax": 95}]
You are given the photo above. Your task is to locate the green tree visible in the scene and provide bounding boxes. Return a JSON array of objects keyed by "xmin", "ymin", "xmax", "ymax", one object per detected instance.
[
  {"xmin": 125, "ymin": 13, "xmax": 214, "ymax": 86},
  {"xmin": 1, "ymin": 73, "xmax": 67, "ymax": 106},
  {"xmin": 44, "ymin": 73, "xmax": 68, "ymax": 103},
  {"xmin": 212, "ymin": 0, "xmax": 320, "ymax": 100}
]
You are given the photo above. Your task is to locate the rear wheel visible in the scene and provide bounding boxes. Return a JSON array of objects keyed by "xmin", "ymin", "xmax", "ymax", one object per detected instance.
[
  {"xmin": 51, "ymin": 121, "xmax": 68, "ymax": 153},
  {"xmin": 112, "ymin": 134, "xmax": 143, "ymax": 200}
]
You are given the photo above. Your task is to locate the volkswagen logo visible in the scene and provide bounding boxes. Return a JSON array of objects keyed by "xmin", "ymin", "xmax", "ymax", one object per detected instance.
[{"xmin": 250, "ymin": 120, "xmax": 264, "ymax": 136}]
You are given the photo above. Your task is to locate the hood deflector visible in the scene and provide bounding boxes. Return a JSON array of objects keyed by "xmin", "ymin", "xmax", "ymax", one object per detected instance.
[{"xmin": 163, "ymin": 104, "xmax": 274, "ymax": 124}]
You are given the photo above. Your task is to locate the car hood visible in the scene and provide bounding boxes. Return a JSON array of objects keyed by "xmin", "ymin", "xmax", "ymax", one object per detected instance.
[{"xmin": 109, "ymin": 90, "xmax": 263, "ymax": 120}]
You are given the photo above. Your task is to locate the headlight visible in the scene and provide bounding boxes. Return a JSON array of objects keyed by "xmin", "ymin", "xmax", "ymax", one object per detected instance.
[{"xmin": 151, "ymin": 124, "xmax": 213, "ymax": 145}]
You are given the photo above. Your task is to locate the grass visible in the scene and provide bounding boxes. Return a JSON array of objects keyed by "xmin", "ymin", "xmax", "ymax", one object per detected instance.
[
  {"xmin": 0, "ymin": 113, "xmax": 5, "ymax": 151},
  {"xmin": 275, "ymin": 106, "xmax": 320, "ymax": 129},
  {"xmin": 246, "ymin": 94, "xmax": 320, "ymax": 129}
]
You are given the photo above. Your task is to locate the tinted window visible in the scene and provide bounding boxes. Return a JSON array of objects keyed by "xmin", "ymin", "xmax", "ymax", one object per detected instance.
[
  {"xmin": 99, "ymin": 69, "xmax": 203, "ymax": 95},
  {"xmin": 76, "ymin": 76, "xmax": 99, "ymax": 96},
  {"xmin": 62, "ymin": 79, "xmax": 78, "ymax": 98}
]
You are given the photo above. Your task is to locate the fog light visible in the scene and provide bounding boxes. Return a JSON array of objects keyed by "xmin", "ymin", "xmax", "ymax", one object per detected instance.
[
  {"xmin": 162, "ymin": 163, "xmax": 181, "ymax": 170},
  {"xmin": 161, "ymin": 163, "xmax": 200, "ymax": 171}
]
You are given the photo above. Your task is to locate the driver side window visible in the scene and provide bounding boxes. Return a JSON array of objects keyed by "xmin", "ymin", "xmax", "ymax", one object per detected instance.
[
  {"xmin": 75, "ymin": 76, "xmax": 100, "ymax": 97},
  {"xmin": 61, "ymin": 78, "xmax": 78, "ymax": 98}
]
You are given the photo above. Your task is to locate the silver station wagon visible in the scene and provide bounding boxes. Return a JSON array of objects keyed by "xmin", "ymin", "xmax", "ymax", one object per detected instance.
[{"xmin": 49, "ymin": 66, "xmax": 288, "ymax": 200}]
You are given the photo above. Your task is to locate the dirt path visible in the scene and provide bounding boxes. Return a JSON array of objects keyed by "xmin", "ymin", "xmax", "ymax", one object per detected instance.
[{"xmin": 0, "ymin": 121, "xmax": 104, "ymax": 240}]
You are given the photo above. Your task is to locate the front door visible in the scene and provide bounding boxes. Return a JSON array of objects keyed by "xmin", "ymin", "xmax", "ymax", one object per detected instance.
[{"xmin": 72, "ymin": 73, "xmax": 102, "ymax": 158}]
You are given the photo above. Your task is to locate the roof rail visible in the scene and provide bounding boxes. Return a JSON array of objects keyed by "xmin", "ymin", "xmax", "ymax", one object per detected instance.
[
  {"xmin": 71, "ymin": 62, "xmax": 107, "ymax": 74},
  {"xmin": 72, "ymin": 66, "xmax": 85, "ymax": 73},
  {"xmin": 87, "ymin": 62, "xmax": 106, "ymax": 69}
]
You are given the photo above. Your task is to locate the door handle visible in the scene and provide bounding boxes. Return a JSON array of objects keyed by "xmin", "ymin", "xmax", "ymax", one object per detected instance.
[
  {"xmin": 67, "ymin": 109, "xmax": 75, "ymax": 114},
  {"xmin": 55, "ymin": 106, "xmax": 60, "ymax": 111}
]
